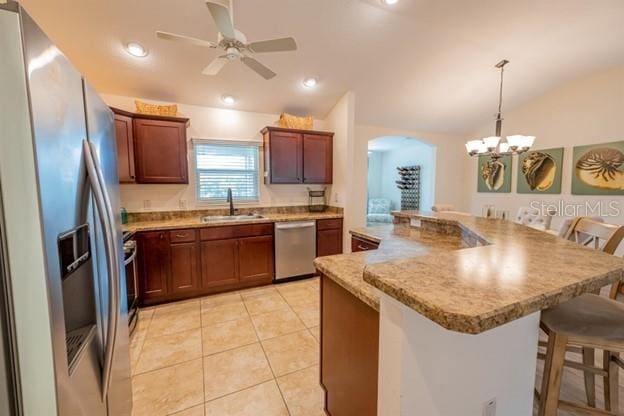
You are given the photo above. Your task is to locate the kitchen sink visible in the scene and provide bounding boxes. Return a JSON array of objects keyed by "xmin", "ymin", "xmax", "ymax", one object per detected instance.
[{"xmin": 201, "ymin": 214, "xmax": 265, "ymax": 223}]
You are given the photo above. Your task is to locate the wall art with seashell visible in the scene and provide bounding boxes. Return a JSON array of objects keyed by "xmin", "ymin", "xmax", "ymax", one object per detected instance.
[
  {"xmin": 477, "ymin": 154, "xmax": 512, "ymax": 193},
  {"xmin": 517, "ymin": 147, "xmax": 564, "ymax": 194},
  {"xmin": 572, "ymin": 140, "xmax": 624, "ymax": 195}
]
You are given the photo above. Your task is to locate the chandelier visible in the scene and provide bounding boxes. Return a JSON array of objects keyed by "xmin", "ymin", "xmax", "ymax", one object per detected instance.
[{"xmin": 465, "ymin": 60, "xmax": 535, "ymax": 159}]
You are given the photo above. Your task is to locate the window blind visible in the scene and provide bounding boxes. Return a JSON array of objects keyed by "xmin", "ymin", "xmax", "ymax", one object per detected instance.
[{"xmin": 194, "ymin": 141, "xmax": 260, "ymax": 202}]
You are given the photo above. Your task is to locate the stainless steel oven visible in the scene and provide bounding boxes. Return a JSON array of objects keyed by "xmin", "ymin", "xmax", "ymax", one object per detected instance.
[{"xmin": 123, "ymin": 238, "xmax": 139, "ymax": 335}]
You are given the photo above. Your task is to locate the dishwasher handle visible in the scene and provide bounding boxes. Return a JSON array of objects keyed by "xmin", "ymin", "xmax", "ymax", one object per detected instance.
[{"xmin": 275, "ymin": 221, "xmax": 316, "ymax": 230}]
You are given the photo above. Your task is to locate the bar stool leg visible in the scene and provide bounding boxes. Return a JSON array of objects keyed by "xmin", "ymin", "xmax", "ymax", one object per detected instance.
[
  {"xmin": 539, "ymin": 332, "xmax": 568, "ymax": 416},
  {"xmin": 604, "ymin": 351, "xmax": 619, "ymax": 413},
  {"xmin": 583, "ymin": 347, "xmax": 597, "ymax": 407}
]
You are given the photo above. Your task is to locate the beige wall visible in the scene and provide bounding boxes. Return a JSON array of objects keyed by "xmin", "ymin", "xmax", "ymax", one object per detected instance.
[
  {"xmin": 102, "ymin": 94, "xmax": 330, "ymax": 212},
  {"xmin": 465, "ymin": 66, "xmax": 624, "ymax": 231},
  {"xmin": 323, "ymin": 91, "xmax": 357, "ymax": 251}
]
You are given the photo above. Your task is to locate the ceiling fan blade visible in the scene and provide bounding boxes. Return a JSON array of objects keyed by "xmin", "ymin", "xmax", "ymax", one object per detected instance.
[
  {"xmin": 156, "ymin": 31, "xmax": 217, "ymax": 48},
  {"xmin": 202, "ymin": 56, "xmax": 229, "ymax": 75},
  {"xmin": 241, "ymin": 56, "xmax": 276, "ymax": 80},
  {"xmin": 205, "ymin": 0, "xmax": 236, "ymax": 39},
  {"xmin": 248, "ymin": 37, "xmax": 298, "ymax": 53}
]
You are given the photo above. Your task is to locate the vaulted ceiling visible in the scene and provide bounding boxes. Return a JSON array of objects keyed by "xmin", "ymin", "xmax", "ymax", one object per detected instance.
[{"xmin": 18, "ymin": 0, "xmax": 624, "ymax": 135}]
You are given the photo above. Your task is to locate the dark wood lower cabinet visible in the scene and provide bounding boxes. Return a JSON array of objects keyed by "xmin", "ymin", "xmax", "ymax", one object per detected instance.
[
  {"xmin": 321, "ymin": 273, "xmax": 379, "ymax": 416},
  {"xmin": 238, "ymin": 235, "xmax": 274, "ymax": 283},
  {"xmin": 137, "ymin": 231, "xmax": 169, "ymax": 301},
  {"xmin": 316, "ymin": 218, "xmax": 343, "ymax": 257},
  {"xmin": 351, "ymin": 235, "xmax": 380, "ymax": 252},
  {"xmin": 137, "ymin": 224, "xmax": 275, "ymax": 306},
  {"xmin": 201, "ymin": 239, "xmax": 239, "ymax": 288},
  {"xmin": 170, "ymin": 242, "xmax": 200, "ymax": 294}
]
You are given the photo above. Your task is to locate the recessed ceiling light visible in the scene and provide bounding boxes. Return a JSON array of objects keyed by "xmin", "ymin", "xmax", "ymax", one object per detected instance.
[
  {"xmin": 302, "ymin": 77, "xmax": 318, "ymax": 88},
  {"xmin": 125, "ymin": 42, "xmax": 148, "ymax": 58},
  {"xmin": 221, "ymin": 95, "xmax": 236, "ymax": 105},
  {"xmin": 381, "ymin": 0, "xmax": 399, "ymax": 4}
]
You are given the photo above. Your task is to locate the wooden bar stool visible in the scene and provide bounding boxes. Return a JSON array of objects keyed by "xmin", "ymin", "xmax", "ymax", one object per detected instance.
[{"xmin": 537, "ymin": 218, "xmax": 624, "ymax": 416}]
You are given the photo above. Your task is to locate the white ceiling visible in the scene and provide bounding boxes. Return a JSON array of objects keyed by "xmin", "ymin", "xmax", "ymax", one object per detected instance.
[{"xmin": 18, "ymin": 0, "xmax": 624, "ymax": 135}]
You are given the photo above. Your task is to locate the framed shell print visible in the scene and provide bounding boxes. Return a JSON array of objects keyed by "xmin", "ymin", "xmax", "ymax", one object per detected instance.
[
  {"xmin": 477, "ymin": 155, "xmax": 512, "ymax": 193},
  {"xmin": 571, "ymin": 141, "xmax": 624, "ymax": 195},
  {"xmin": 517, "ymin": 148, "xmax": 564, "ymax": 194}
]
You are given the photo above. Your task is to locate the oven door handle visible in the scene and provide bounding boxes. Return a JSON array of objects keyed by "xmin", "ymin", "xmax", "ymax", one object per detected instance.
[{"xmin": 123, "ymin": 248, "xmax": 137, "ymax": 266}]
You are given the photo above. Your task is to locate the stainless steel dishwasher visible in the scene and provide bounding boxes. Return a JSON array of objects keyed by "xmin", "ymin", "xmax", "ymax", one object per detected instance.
[{"xmin": 274, "ymin": 221, "xmax": 317, "ymax": 281}]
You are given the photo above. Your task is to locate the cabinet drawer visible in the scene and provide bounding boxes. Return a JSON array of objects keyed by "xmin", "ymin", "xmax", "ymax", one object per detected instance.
[
  {"xmin": 200, "ymin": 223, "xmax": 273, "ymax": 241},
  {"xmin": 169, "ymin": 229, "xmax": 197, "ymax": 243},
  {"xmin": 317, "ymin": 218, "xmax": 343, "ymax": 231},
  {"xmin": 351, "ymin": 236, "xmax": 380, "ymax": 252}
]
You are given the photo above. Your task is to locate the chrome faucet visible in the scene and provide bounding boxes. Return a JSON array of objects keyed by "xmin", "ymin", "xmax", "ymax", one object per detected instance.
[{"xmin": 226, "ymin": 188, "xmax": 235, "ymax": 216}]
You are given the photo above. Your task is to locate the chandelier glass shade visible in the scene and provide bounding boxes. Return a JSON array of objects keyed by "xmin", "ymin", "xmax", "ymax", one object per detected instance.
[{"xmin": 466, "ymin": 60, "xmax": 535, "ymax": 158}]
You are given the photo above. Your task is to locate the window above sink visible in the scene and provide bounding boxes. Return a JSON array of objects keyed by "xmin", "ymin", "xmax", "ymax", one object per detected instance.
[{"xmin": 193, "ymin": 139, "xmax": 260, "ymax": 203}]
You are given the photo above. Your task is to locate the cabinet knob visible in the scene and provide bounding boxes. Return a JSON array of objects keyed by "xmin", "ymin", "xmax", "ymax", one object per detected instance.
[{"xmin": 159, "ymin": 233, "xmax": 164, "ymax": 239}]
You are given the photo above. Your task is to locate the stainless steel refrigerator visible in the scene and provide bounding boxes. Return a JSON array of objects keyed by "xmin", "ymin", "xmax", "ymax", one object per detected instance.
[{"xmin": 0, "ymin": 1, "xmax": 132, "ymax": 414}]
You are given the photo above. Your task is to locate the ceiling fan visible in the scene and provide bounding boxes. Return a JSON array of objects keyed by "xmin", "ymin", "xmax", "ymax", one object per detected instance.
[{"xmin": 156, "ymin": 0, "xmax": 297, "ymax": 80}]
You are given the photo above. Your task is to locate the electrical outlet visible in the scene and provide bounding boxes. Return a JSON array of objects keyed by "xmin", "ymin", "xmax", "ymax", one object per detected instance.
[
  {"xmin": 482, "ymin": 398, "xmax": 496, "ymax": 416},
  {"xmin": 143, "ymin": 200, "xmax": 151, "ymax": 209},
  {"xmin": 179, "ymin": 199, "xmax": 187, "ymax": 209}
]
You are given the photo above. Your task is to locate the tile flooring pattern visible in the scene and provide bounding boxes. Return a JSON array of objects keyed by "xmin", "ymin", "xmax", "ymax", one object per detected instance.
[
  {"xmin": 130, "ymin": 278, "xmax": 323, "ymax": 416},
  {"xmin": 131, "ymin": 276, "xmax": 624, "ymax": 416}
]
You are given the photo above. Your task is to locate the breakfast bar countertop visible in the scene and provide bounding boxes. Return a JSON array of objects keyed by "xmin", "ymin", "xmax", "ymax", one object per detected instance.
[
  {"xmin": 313, "ymin": 223, "xmax": 469, "ymax": 311},
  {"xmin": 359, "ymin": 211, "xmax": 624, "ymax": 334}
]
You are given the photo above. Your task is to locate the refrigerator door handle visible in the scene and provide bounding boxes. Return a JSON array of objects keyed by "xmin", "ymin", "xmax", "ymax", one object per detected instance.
[{"xmin": 83, "ymin": 140, "xmax": 119, "ymax": 401}]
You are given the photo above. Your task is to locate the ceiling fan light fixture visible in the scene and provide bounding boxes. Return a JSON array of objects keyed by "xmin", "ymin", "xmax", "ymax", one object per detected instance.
[
  {"xmin": 125, "ymin": 42, "xmax": 148, "ymax": 58},
  {"xmin": 302, "ymin": 77, "xmax": 319, "ymax": 88},
  {"xmin": 221, "ymin": 95, "xmax": 236, "ymax": 105},
  {"xmin": 381, "ymin": 0, "xmax": 399, "ymax": 5}
]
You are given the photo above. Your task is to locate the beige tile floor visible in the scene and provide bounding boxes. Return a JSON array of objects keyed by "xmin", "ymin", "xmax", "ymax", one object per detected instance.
[{"xmin": 130, "ymin": 277, "xmax": 324, "ymax": 416}]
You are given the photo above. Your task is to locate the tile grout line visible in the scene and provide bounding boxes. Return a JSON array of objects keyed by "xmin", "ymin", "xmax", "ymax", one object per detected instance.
[{"xmin": 241, "ymin": 290, "xmax": 292, "ymax": 416}]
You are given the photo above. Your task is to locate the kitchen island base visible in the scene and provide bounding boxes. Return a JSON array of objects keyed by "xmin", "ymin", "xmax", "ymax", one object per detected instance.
[{"xmin": 378, "ymin": 293, "xmax": 540, "ymax": 415}]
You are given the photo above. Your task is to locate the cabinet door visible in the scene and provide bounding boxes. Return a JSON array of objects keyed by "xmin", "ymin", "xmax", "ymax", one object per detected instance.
[
  {"xmin": 317, "ymin": 228, "xmax": 343, "ymax": 257},
  {"xmin": 114, "ymin": 113, "xmax": 135, "ymax": 183},
  {"xmin": 303, "ymin": 133, "xmax": 333, "ymax": 184},
  {"xmin": 200, "ymin": 239, "xmax": 239, "ymax": 288},
  {"xmin": 268, "ymin": 131, "xmax": 303, "ymax": 183},
  {"xmin": 138, "ymin": 231, "xmax": 170, "ymax": 301},
  {"xmin": 170, "ymin": 242, "xmax": 200, "ymax": 294},
  {"xmin": 133, "ymin": 118, "xmax": 188, "ymax": 184},
  {"xmin": 238, "ymin": 235, "xmax": 274, "ymax": 283}
]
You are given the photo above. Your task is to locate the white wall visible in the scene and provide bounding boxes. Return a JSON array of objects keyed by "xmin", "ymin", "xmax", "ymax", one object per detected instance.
[
  {"xmin": 368, "ymin": 139, "xmax": 436, "ymax": 212},
  {"xmin": 102, "ymin": 94, "xmax": 329, "ymax": 212},
  {"xmin": 465, "ymin": 66, "xmax": 624, "ymax": 231},
  {"xmin": 324, "ymin": 91, "xmax": 357, "ymax": 251}
]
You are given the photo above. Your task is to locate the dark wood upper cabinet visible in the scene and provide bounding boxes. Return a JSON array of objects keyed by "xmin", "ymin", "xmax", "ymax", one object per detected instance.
[
  {"xmin": 262, "ymin": 126, "xmax": 333, "ymax": 185},
  {"xmin": 238, "ymin": 235, "xmax": 274, "ymax": 283},
  {"xmin": 138, "ymin": 231, "xmax": 170, "ymax": 300},
  {"xmin": 112, "ymin": 110, "xmax": 135, "ymax": 183},
  {"xmin": 169, "ymin": 240, "xmax": 200, "ymax": 294},
  {"xmin": 303, "ymin": 133, "xmax": 333, "ymax": 184},
  {"xmin": 200, "ymin": 239, "xmax": 239, "ymax": 289},
  {"xmin": 134, "ymin": 118, "xmax": 189, "ymax": 184},
  {"xmin": 316, "ymin": 219, "xmax": 343, "ymax": 257},
  {"xmin": 110, "ymin": 107, "xmax": 190, "ymax": 184}
]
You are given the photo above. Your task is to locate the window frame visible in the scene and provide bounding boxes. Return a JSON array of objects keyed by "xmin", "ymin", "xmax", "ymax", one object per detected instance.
[{"xmin": 192, "ymin": 139, "xmax": 261, "ymax": 204}]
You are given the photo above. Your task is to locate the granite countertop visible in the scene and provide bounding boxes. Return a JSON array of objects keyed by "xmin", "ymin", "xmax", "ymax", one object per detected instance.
[
  {"xmin": 122, "ymin": 211, "xmax": 343, "ymax": 232},
  {"xmin": 360, "ymin": 211, "xmax": 624, "ymax": 334},
  {"xmin": 313, "ymin": 224, "xmax": 469, "ymax": 311}
]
